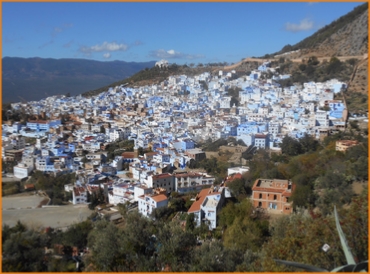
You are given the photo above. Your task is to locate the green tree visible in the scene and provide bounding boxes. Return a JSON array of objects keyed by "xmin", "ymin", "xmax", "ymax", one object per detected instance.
[
  {"xmin": 62, "ymin": 220, "xmax": 93, "ymax": 249},
  {"xmin": 261, "ymin": 211, "xmax": 346, "ymax": 271},
  {"xmin": 156, "ymin": 222, "xmax": 196, "ymax": 271},
  {"xmin": 220, "ymin": 199, "xmax": 269, "ymax": 252},
  {"xmin": 185, "ymin": 213, "xmax": 195, "ymax": 231},
  {"xmin": 2, "ymin": 229, "xmax": 49, "ymax": 271},
  {"xmin": 86, "ymin": 220, "xmax": 127, "ymax": 271},
  {"xmin": 190, "ymin": 240, "xmax": 245, "ymax": 271},
  {"xmin": 298, "ymin": 134, "xmax": 321, "ymax": 153},
  {"xmin": 280, "ymin": 135, "xmax": 302, "ymax": 156},
  {"xmin": 227, "ymin": 178, "xmax": 247, "ymax": 200}
]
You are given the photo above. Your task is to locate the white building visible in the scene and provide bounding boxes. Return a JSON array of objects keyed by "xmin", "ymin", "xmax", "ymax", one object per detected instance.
[
  {"xmin": 187, "ymin": 186, "xmax": 225, "ymax": 230},
  {"xmin": 315, "ymin": 110, "xmax": 329, "ymax": 127},
  {"xmin": 13, "ymin": 163, "xmax": 33, "ymax": 179},
  {"xmin": 109, "ymin": 128, "xmax": 125, "ymax": 142},
  {"xmin": 155, "ymin": 59, "xmax": 169, "ymax": 68},
  {"xmin": 108, "ymin": 183, "xmax": 135, "ymax": 205},
  {"xmin": 227, "ymin": 166, "xmax": 249, "ymax": 176},
  {"xmin": 72, "ymin": 186, "xmax": 88, "ymax": 205},
  {"xmin": 255, "ymin": 134, "xmax": 268, "ymax": 149},
  {"xmin": 219, "ymin": 97, "xmax": 231, "ymax": 109},
  {"xmin": 138, "ymin": 193, "xmax": 168, "ymax": 218}
]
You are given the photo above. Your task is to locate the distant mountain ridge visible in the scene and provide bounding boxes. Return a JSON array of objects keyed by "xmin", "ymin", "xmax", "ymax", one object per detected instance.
[{"xmin": 2, "ymin": 57, "xmax": 156, "ymax": 103}]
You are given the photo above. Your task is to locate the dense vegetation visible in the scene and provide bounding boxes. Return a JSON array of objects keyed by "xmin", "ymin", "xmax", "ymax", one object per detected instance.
[
  {"xmin": 2, "ymin": 185, "xmax": 367, "ymax": 271},
  {"xmin": 26, "ymin": 171, "xmax": 75, "ymax": 205},
  {"xmin": 273, "ymin": 56, "xmax": 357, "ymax": 86}
]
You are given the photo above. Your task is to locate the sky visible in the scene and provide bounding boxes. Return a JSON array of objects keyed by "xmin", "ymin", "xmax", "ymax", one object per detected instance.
[{"xmin": 2, "ymin": 2, "xmax": 364, "ymax": 65}]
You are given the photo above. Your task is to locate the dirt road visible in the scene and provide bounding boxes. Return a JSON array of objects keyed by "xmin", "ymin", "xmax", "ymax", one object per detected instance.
[
  {"xmin": 223, "ymin": 54, "xmax": 367, "ymax": 70},
  {"xmin": 2, "ymin": 193, "xmax": 92, "ymax": 229}
]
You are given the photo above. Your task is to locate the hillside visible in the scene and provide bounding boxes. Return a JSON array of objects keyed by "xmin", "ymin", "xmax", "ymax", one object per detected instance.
[
  {"xmin": 2, "ymin": 57, "xmax": 156, "ymax": 103},
  {"xmin": 223, "ymin": 3, "xmax": 368, "ymax": 112},
  {"xmin": 274, "ymin": 3, "xmax": 368, "ymax": 57},
  {"xmin": 82, "ymin": 64, "xmax": 220, "ymax": 97}
]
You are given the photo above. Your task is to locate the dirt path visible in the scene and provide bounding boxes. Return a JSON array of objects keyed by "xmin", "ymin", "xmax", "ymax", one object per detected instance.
[{"xmin": 223, "ymin": 54, "xmax": 367, "ymax": 70}]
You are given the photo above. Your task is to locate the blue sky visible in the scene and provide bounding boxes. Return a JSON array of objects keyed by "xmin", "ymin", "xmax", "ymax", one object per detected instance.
[{"xmin": 2, "ymin": 2, "xmax": 364, "ymax": 65}]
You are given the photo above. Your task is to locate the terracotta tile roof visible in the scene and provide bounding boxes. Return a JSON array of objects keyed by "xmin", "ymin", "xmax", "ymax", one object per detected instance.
[
  {"xmin": 225, "ymin": 173, "xmax": 242, "ymax": 183},
  {"xmin": 187, "ymin": 188, "xmax": 211, "ymax": 213},
  {"xmin": 152, "ymin": 173, "xmax": 172, "ymax": 179},
  {"xmin": 122, "ymin": 152, "xmax": 136, "ymax": 158},
  {"xmin": 151, "ymin": 194, "xmax": 168, "ymax": 202}
]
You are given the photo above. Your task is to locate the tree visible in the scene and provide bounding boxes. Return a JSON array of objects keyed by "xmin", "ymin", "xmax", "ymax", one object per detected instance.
[
  {"xmin": 190, "ymin": 240, "xmax": 245, "ymax": 272},
  {"xmin": 185, "ymin": 213, "xmax": 195, "ymax": 231},
  {"xmin": 86, "ymin": 220, "xmax": 127, "ymax": 271},
  {"xmin": 299, "ymin": 63, "xmax": 307, "ymax": 72},
  {"xmin": 299, "ymin": 133, "xmax": 320, "ymax": 153},
  {"xmin": 290, "ymin": 184, "xmax": 315, "ymax": 209},
  {"xmin": 220, "ymin": 199, "xmax": 269, "ymax": 252},
  {"xmin": 2, "ymin": 229, "xmax": 49, "ymax": 271},
  {"xmin": 62, "ymin": 220, "xmax": 93, "ymax": 249},
  {"xmin": 156, "ymin": 221, "xmax": 196, "ymax": 271},
  {"xmin": 280, "ymin": 135, "xmax": 302, "ymax": 156},
  {"xmin": 261, "ymin": 211, "xmax": 346, "ymax": 271},
  {"xmin": 227, "ymin": 178, "xmax": 247, "ymax": 200},
  {"xmin": 307, "ymin": 56, "xmax": 319, "ymax": 66}
]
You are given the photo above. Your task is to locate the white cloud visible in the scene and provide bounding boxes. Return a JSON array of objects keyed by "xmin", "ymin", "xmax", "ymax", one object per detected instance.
[
  {"xmin": 103, "ymin": 53, "xmax": 111, "ymax": 59},
  {"xmin": 80, "ymin": 41, "xmax": 129, "ymax": 53},
  {"xmin": 285, "ymin": 18, "xmax": 314, "ymax": 32},
  {"xmin": 149, "ymin": 49, "xmax": 204, "ymax": 60}
]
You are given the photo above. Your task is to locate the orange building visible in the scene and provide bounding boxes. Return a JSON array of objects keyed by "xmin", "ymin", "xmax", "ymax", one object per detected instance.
[{"xmin": 251, "ymin": 178, "xmax": 295, "ymax": 214}]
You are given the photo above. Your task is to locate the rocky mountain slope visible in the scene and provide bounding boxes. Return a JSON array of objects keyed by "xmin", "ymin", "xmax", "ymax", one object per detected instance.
[
  {"xmin": 314, "ymin": 8, "xmax": 368, "ymax": 57},
  {"xmin": 275, "ymin": 3, "xmax": 368, "ymax": 58}
]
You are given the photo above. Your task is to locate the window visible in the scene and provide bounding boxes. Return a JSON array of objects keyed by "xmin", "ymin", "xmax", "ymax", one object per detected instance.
[
  {"xmin": 274, "ymin": 194, "xmax": 277, "ymax": 200},
  {"xmin": 259, "ymin": 193, "xmax": 262, "ymax": 199}
]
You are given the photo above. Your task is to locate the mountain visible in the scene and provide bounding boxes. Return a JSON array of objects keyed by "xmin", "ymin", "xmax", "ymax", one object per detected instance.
[
  {"xmin": 275, "ymin": 3, "xmax": 368, "ymax": 58},
  {"xmin": 2, "ymin": 57, "xmax": 156, "ymax": 103}
]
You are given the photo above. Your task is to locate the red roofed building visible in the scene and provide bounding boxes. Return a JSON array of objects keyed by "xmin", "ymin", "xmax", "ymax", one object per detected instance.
[
  {"xmin": 251, "ymin": 178, "xmax": 295, "ymax": 214},
  {"xmin": 224, "ymin": 172, "xmax": 243, "ymax": 183},
  {"xmin": 72, "ymin": 186, "xmax": 88, "ymax": 205},
  {"xmin": 147, "ymin": 173, "xmax": 175, "ymax": 194},
  {"xmin": 188, "ymin": 186, "xmax": 225, "ymax": 230},
  {"xmin": 138, "ymin": 193, "xmax": 168, "ymax": 218}
]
